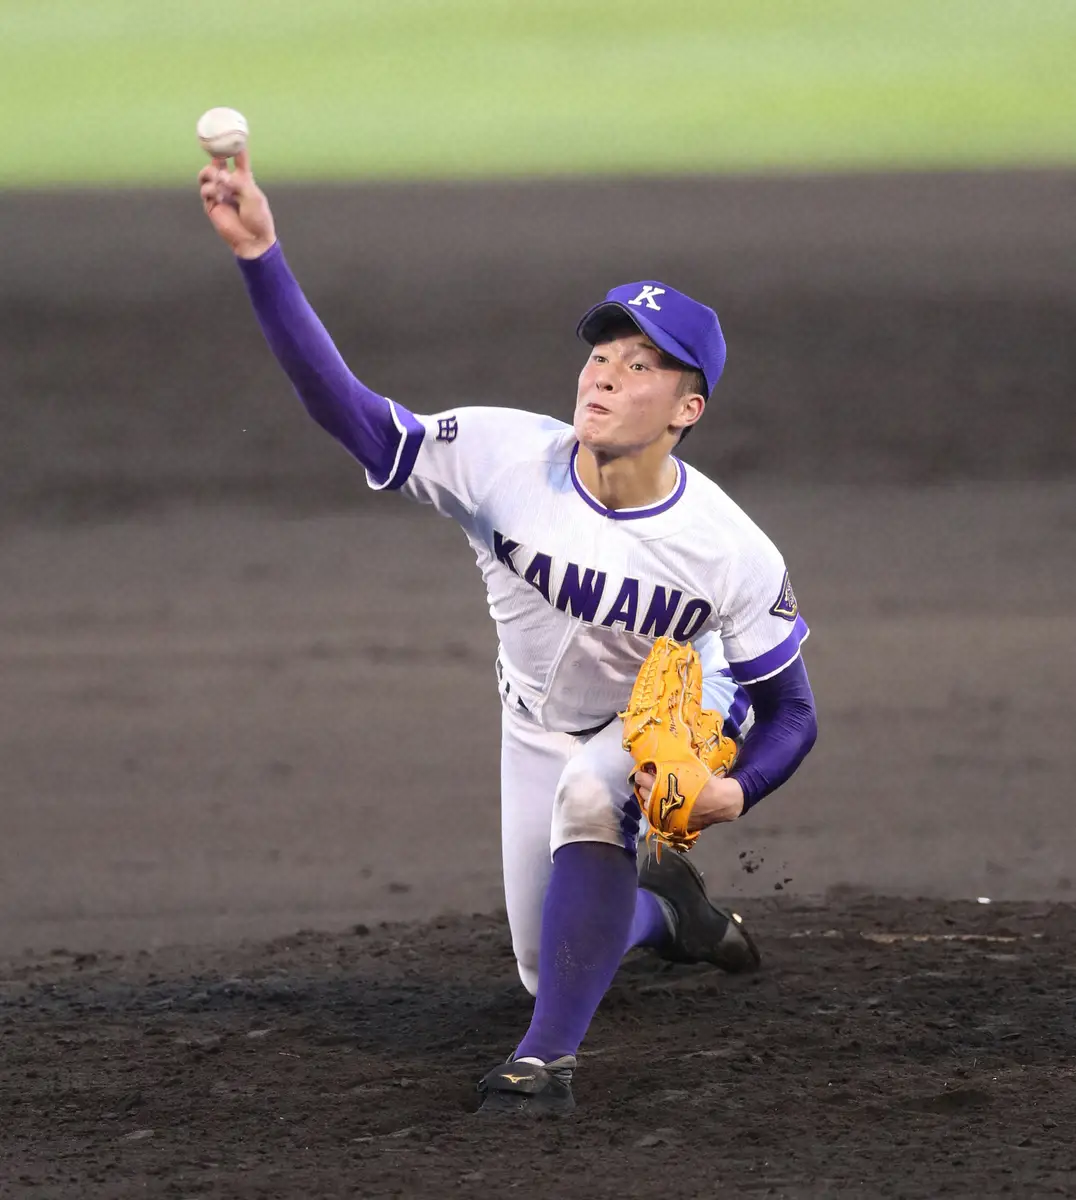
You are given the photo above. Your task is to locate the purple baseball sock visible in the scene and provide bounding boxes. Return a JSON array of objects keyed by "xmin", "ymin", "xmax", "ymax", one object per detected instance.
[
  {"xmin": 514, "ymin": 841, "xmax": 668, "ymax": 1064},
  {"xmin": 628, "ymin": 885, "xmax": 674, "ymax": 951}
]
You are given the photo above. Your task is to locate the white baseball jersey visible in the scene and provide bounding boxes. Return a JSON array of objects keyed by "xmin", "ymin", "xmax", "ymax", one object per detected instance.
[{"xmin": 368, "ymin": 406, "xmax": 808, "ymax": 735}]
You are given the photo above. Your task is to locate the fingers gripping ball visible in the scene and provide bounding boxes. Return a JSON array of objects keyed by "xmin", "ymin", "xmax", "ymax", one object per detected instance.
[
  {"xmin": 620, "ymin": 637, "xmax": 739, "ymax": 855},
  {"xmin": 197, "ymin": 107, "xmax": 248, "ymax": 158}
]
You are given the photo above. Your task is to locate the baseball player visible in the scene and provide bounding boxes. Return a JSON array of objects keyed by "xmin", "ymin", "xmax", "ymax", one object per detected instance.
[{"xmin": 198, "ymin": 152, "xmax": 818, "ymax": 1115}]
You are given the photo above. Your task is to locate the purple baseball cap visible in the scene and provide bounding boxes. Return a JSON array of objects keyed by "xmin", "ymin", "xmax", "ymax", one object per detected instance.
[{"xmin": 576, "ymin": 281, "xmax": 726, "ymax": 397}]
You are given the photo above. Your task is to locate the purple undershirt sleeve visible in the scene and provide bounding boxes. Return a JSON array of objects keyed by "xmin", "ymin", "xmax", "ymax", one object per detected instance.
[
  {"xmin": 236, "ymin": 242, "xmax": 423, "ymax": 485},
  {"xmin": 728, "ymin": 655, "xmax": 818, "ymax": 812}
]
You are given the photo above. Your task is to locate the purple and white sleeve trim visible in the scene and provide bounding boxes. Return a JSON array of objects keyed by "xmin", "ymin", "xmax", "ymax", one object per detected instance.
[
  {"xmin": 366, "ymin": 401, "xmax": 425, "ymax": 491},
  {"xmin": 727, "ymin": 614, "xmax": 810, "ymax": 685}
]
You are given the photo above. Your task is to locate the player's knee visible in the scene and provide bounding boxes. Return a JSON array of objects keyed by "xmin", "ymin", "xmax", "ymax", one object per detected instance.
[
  {"xmin": 551, "ymin": 763, "xmax": 639, "ymax": 852},
  {"xmin": 516, "ymin": 958, "xmax": 539, "ymax": 997}
]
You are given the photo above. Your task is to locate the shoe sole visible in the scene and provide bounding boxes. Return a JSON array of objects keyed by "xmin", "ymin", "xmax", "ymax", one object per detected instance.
[
  {"xmin": 476, "ymin": 1060, "xmax": 577, "ymax": 1115},
  {"xmin": 641, "ymin": 853, "xmax": 761, "ymax": 972},
  {"xmin": 476, "ymin": 1091, "xmax": 576, "ymax": 1115}
]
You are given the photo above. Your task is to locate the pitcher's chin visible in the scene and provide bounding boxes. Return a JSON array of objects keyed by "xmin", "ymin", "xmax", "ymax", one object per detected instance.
[{"xmin": 574, "ymin": 413, "xmax": 618, "ymax": 454}]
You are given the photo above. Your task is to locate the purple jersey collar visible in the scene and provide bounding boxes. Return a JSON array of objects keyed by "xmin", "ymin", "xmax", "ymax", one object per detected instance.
[{"xmin": 569, "ymin": 443, "xmax": 687, "ymax": 520}]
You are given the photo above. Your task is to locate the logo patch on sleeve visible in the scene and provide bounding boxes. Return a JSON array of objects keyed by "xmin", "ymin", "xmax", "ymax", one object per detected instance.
[
  {"xmin": 436, "ymin": 416, "xmax": 459, "ymax": 443},
  {"xmin": 769, "ymin": 571, "xmax": 799, "ymax": 621}
]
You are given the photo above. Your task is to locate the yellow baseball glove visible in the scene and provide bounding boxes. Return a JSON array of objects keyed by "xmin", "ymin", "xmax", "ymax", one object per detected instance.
[{"xmin": 620, "ymin": 637, "xmax": 739, "ymax": 854}]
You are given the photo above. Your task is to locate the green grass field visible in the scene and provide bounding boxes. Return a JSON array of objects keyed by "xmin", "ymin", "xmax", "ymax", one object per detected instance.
[{"xmin": 2, "ymin": 0, "xmax": 1074, "ymax": 186}]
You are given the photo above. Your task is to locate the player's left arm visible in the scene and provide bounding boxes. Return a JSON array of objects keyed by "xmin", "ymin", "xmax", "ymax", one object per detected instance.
[
  {"xmin": 691, "ymin": 657, "xmax": 818, "ymax": 826},
  {"xmin": 633, "ymin": 657, "xmax": 817, "ymax": 828},
  {"xmin": 665, "ymin": 529, "xmax": 818, "ymax": 828}
]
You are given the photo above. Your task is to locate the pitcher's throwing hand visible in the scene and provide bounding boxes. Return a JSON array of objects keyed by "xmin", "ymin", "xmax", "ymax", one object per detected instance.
[{"xmin": 198, "ymin": 150, "xmax": 275, "ymax": 260}]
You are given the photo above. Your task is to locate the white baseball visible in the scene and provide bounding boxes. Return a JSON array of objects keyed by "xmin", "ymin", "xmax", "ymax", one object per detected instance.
[{"xmin": 196, "ymin": 107, "xmax": 249, "ymax": 158}]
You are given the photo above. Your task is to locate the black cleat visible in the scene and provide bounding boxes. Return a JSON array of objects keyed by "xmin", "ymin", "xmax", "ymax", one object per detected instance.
[
  {"xmin": 639, "ymin": 852, "xmax": 761, "ymax": 972},
  {"xmin": 476, "ymin": 1055, "xmax": 577, "ymax": 1115}
]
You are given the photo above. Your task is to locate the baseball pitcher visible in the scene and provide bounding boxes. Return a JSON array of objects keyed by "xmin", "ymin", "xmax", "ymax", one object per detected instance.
[{"xmin": 198, "ymin": 150, "xmax": 818, "ymax": 1115}]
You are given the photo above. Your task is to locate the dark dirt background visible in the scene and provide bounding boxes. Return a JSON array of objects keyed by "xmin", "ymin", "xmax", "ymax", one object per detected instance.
[{"xmin": 1, "ymin": 170, "xmax": 1074, "ymax": 1196}]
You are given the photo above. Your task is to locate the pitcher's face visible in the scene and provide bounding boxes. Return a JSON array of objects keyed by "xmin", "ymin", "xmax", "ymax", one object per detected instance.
[{"xmin": 574, "ymin": 332, "xmax": 703, "ymax": 454}]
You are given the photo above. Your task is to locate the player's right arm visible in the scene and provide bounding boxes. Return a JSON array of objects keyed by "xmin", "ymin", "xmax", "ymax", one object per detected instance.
[{"xmin": 198, "ymin": 151, "xmax": 420, "ymax": 487}]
